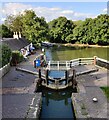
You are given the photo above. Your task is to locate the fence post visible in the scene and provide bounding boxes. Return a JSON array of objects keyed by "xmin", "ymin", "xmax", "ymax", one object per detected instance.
[{"xmin": 94, "ymin": 56, "xmax": 97, "ymax": 65}]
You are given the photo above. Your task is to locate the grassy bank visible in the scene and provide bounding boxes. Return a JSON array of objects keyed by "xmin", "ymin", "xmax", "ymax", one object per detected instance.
[
  {"xmin": 101, "ymin": 87, "xmax": 109, "ymax": 101},
  {"xmin": 62, "ymin": 43, "xmax": 109, "ymax": 48}
]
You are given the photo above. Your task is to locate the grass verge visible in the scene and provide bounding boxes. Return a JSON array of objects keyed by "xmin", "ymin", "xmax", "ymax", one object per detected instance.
[{"xmin": 101, "ymin": 86, "xmax": 109, "ymax": 101}]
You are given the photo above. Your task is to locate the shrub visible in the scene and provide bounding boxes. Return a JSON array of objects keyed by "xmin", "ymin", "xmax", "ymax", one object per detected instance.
[
  {"xmin": 11, "ymin": 50, "xmax": 23, "ymax": 66},
  {"xmin": 0, "ymin": 44, "xmax": 12, "ymax": 68}
]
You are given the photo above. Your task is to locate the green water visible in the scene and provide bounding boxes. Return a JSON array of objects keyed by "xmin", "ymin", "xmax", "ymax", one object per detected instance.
[
  {"xmin": 40, "ymin": 87, "xmax": 76, "ymax": 119},
  {"xmin": 50, "ymin": 46, "xmax": 108, "ymax": 61}
]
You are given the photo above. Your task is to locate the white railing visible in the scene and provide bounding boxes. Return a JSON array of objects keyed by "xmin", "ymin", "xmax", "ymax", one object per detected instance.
[
  {"xmin": 96, "ymin": 57, "xmax": 109, "ymax": 64},
  {"xmin": 46, "ymin": 56, "xmax": 109, "ymax": 70},
  {"xmin": 47, "ymin": 61, "xmax": 71, "ymax": 70},
  {"xmin": 0, "ymin": 63, "xmax": 10, "ymax": 78},
  {"xmin": 47, "ymin": 57, "xmax": 95, "ymax": 70}
]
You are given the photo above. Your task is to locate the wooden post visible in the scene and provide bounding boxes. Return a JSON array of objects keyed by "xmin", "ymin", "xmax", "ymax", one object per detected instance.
[
  {"xmin": 65, "ymin": 70, "xmax": 68, "ymax": 85},
  {"xmin": 70, "ymin": 61, "xmax": 72, "ymax": 68},
  {"xmin": 79, "ymin": 59, "xmax": 81, "ymax": 65},
  {"xmin": 94, "ymin": 56, "xmax": 97, "ymax": 65},
  {"xmin": 55, "ymin": 80, "xmax": 59, "ymax": 89},
  {"xmin": 39, "ymin": 69, "xmax": 41, "ymax": 79},
  {"xmin": 46, "ymin": 69, "xmax": 49, "ymax": 85}
]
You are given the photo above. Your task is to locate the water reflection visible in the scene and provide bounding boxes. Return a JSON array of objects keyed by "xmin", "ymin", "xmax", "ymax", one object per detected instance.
[
  {"xmin": 49, "ymin": 70, "xmax": 65, "ymax": 78},
  {"xmin": 50, "ymin": 46, "xmax": 108, "ymax": 61},
  {"xmin": 40, "ymin": 87, "xmax": 76, "ymax": 119}
]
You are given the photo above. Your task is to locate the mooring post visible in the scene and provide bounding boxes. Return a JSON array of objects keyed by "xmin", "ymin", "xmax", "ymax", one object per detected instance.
[
  {"xmin": 65, "ymin": 70, "xmax": 68, "ymax": 85},
  {"xmin": 94, "ymin": 56, "xmax": 97, "ymax": 65},
  {"xmin": 46, "ymin": 69, "xmax": 49, "ymax": 85}
]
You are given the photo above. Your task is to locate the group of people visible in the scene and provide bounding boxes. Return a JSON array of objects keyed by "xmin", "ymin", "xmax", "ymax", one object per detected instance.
[{"xmin": 20, "ymin": 43, "xmax": 35, "ymax": 59}]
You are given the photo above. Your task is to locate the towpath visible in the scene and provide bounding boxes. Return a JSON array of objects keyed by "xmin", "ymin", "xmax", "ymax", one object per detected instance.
[
  {"xmin": 72, "ymin": 65, "xmax": 109, "ymax": 118},
  {"xmin": 1, "ymin": 50, "xmax": 42, "ymax": 119}
]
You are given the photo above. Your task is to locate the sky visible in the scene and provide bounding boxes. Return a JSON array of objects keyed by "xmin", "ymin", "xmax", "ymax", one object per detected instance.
[{"xmin": 0, "ymin": 0, "xmax": 108, "ymax": 23}]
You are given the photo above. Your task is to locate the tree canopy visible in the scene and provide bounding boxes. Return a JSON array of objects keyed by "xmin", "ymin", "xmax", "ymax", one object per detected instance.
[
  {"xmin": 73, "ymin": 14, "xmax": 109, "ymax": 45},
  {"xmin": 0, "ymin": 24, "xmax": 13, "ymax": 38},
  {"xmin": 2, "ymin": 10, "xmax": 109, "ymax": 45},
  {"xmin": 3, "ymin": 10, "xmax": 49, "ymax": 44},
  {"xmin": 48, "ymin": 16, "xmax": 76, "ymax": 43}
]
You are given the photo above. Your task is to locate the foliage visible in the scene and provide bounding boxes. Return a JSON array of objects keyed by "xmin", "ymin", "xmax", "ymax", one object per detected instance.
[
  {"xmin": 22, "ymin": 10, "xmax": 49, "ymax": 44},
  {"xmin": 0, "ymin": 44, "xmax": 12, "ymax": 68},
  {"xmin": 4, "ymin": 10, "xmax": 109, "ymax": 45},
  {"xmin": 11, "ymin": 50, "xmax": 23, "ymax": 66},
  {"xmin": 5, "ymin": 10, "xmax": 49, "ymax": 44},
  {"xmin": 48, "ymin": 16, "xmax": 76, "ymax": 43},
  {"xmin": 73, "ymin": 14, "xmax": 109, "ymax": 45},
  {"xmin": 0, "ymin": 24, "xmax": 13, "ymax": 38}
]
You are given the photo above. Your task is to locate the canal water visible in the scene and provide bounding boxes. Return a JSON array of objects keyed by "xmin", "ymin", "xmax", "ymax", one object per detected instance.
[
  {"xmin": 51, "ymin": 46, "xmax": 108, "ymax": 60},
  {"xmin": 40, "ymin": 87, "xmax": 76, "ymax": 119},
  {"xmin": 40, "ymin": 47, "xmax": 76, "ymax": 119}
]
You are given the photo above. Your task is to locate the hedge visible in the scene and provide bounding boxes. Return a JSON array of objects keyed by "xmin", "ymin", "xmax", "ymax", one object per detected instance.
[
  {"xmin": 0, "ymin": 44, "xmax": 12, "ymax": 68},
  {"xmin": 10, "ymin": 50, "xmax": 24, "ymax": 66}
]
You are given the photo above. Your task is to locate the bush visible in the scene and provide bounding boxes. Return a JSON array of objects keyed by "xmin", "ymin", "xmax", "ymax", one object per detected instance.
[
  {"xmin": 11, "ymin": 50, "xmax": 23, "ymax": 66},
  {"xmin": 0, "ymin": 44, "xmax": 12, "ymax": 68},
  {"xmin": 33, "ymin": 43, "xmax": 41, "ymax": 49}
]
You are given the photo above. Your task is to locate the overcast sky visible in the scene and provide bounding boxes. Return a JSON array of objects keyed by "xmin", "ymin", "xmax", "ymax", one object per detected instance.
[{"xmin": 0, "ymin": 1, "xmax": 108, "ymax": 23}]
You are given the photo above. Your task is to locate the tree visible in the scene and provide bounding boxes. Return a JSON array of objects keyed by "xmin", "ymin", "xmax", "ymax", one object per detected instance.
[
  {"xmin": 48, "ymin": 16, "xmax": 76, "ymax": 43},
  {"xmin": 0, "ymin": 24, "xmax": 13, "ymax": 38},
  {"xmin": 21, "ymin": 10, "xmax": 49, "ymax": 44},
  {"xmin": 72, "ymin": 14, "xmax": 109, "ymax": 45}
]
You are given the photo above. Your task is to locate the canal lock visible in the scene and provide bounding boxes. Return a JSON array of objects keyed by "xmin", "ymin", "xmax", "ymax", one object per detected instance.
[{"xmin": 35, "ymin": 70, "xmax": 77, "ymax": 119}]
